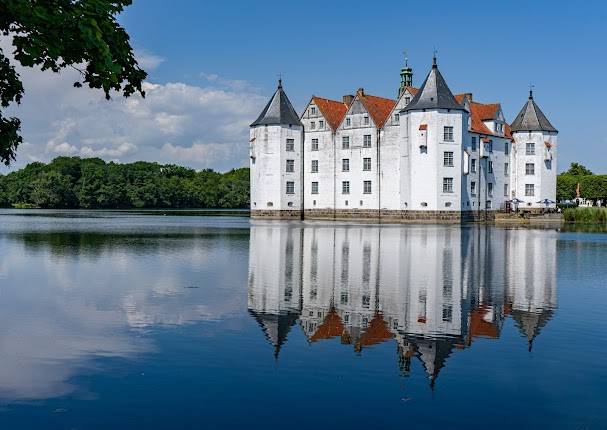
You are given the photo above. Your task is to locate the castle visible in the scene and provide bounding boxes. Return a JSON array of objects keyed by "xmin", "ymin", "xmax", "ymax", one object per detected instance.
[
  {"xmin": 247, "ymin": 223, "xmax": 557, "ymax": 386},
  {"xmin": 249, "ymin": 57, "xmax": 558, "ymax": 222}
]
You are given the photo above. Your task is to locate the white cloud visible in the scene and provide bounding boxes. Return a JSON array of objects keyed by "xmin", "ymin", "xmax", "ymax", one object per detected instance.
[
  {"xmin": 1, "ymin": 43, "xmax": 267, "ymax": 172},
  {"xmin": 135, "ymin": 49, "xmax": 165, "ymax": 70}
]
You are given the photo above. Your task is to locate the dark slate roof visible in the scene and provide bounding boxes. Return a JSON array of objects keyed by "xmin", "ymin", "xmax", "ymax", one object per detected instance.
[
  {"xmin": 401, "ymin": 59, "xmax": 465, "ymax": 112},
  {"xmin": 248, "ymin": 309, "xmax": 300, "ymax": 358},
  {"xmin": 510, "ymin": 92, "xmax": 557, "ymax": 133},
  {"xmin": 250, "ymin": 80, "xmax": 302, "ymax": 127}
]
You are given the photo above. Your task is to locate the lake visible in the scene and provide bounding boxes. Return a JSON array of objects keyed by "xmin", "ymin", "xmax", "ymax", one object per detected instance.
[{"xmin": 0, "ymin": 210, "xmax": 605, "ymax": 429}]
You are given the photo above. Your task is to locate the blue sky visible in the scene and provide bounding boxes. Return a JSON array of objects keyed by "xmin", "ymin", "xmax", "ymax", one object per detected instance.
[{"xmin": 5, "ymin": 0, "xmax": 607, "ymax": 172}]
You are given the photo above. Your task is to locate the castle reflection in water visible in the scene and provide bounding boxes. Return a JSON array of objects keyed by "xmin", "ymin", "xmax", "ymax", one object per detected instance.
[{"xmin": 248, "ymin": 223, "xmax": 557, "ymax": 387}]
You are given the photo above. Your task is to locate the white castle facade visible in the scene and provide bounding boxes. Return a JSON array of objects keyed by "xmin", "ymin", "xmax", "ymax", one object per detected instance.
[
  {"xmin": 248, "ymin": 223, "xmax": 557, "ymax": 383},
  {"xmin": 249, "ymin": 57, "xmax": 558, "ymax": 222}
]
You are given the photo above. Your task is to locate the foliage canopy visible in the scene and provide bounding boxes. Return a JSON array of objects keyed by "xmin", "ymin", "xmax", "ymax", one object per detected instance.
[
  {"xmin": 0, "ymin": 0, "xmax": 145, "ymax": 165},
  {"xmin": 0, "ymin": 157, "xmax": 250, "ymax": 209}
]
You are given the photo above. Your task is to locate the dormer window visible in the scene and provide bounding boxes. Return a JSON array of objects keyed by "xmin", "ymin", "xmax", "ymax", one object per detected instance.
[
  {"xmin": 363, "ymin": 116, "xmax": 369, "ymax": 125},
  {"xmin": 310, "ymin": 107, "xmax": 316, "ymax": 115},
  {"xmin": 405, "ymin": 97, "xmax": 411, "ymax": 104}
]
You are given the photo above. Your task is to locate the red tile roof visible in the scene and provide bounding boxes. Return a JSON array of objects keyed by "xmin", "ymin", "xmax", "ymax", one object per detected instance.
[
  {"xmin": 358, "ymin": 313, "xmax": 393, "ymax": 347},
  {"xmin": 454, "ymin": 93, "xmax": 512, "ymax": 139},
  {"xmin": 311, "ymin": 96, "xmax": 349, "ymax": 131},
  {"xmin": 309, "ymin": 308, "xmax": 345, "ymax": 342},
  {"xmin": 470, "ymin": 305, "xmax": 499, "ymax": 339},
  {"xmin": 404, "ymin": 86, "xmax": 419, "ymax": 96},
  {"xmin": 474, "ymin": 103, "xmax": 500, "ymax": 121},
  {"xmin": 358, "ymin": 90, "xmax": 396, "ymax": 128}
]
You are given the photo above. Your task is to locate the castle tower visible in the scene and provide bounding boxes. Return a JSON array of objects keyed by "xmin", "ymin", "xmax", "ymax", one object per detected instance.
[
  {"xmin": 400, "ymin": 56, "xmax": 468, "ymax": 213},
  {"xmin": 250, "ymin": 79, "xmax": 304, "ymax": 218},
  {"xmin": 509, "ymin": 90, "xmax": 558, "ymax": 209},
  {"xmin": 398, "ymin": 54, "xmax": 414, "ymax": 97}
]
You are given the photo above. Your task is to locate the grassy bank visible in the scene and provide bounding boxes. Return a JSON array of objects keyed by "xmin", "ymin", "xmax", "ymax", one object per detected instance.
[{"xmin": 563, "ymin": 207, "xmax": 607, "ymax": 224}]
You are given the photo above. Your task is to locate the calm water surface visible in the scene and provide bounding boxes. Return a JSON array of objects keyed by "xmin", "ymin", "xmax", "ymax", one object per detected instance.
[{"xmin": 0, "ymin": 210, "xmax": 606, "ymax": 429}]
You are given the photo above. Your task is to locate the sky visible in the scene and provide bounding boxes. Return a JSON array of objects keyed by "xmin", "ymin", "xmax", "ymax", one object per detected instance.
[{"xmin": 3, "ymin": 0, "xmax": 607, "ymax": 173}]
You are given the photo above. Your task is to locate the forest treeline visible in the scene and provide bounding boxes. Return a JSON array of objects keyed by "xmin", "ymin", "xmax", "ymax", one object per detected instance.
[
  {"xmin": 557, "ymin": 163, "xmax": 607, "ymax": 201},
  {"xmin": 0, "ymin": 157, "xmax": 250, "ymax": 209}
]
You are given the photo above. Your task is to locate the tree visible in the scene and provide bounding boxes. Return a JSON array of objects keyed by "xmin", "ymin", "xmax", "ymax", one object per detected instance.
[
  {"xmin": 0, "ymin": 0, "xmax": 146, "ymax": 165},
  {"xmin": 565, "ymin": 162, "xmax": 593, "ymax": 176}
]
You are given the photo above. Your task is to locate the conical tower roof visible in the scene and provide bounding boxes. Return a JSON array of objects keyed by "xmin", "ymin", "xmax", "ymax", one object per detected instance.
[
  {"xmin": 401, "ymin": 57, "xmax": 464, "ymax": 112},
  {"xmin": 511, "ymin": 308, "xmax": 554, "ymax": 352},
  {"xmin": 251, "ymin": 80, "xmax": 302, "ymax": 127},
  {"xmin": 248, "ymin": 309, "xmax": 300, "ymax": 358},
  {"xmin": 510, "ymin": 91, "xmax": 557, "ymax": 133}
]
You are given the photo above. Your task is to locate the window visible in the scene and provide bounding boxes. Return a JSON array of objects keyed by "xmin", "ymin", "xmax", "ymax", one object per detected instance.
[
  {"xmin": 526, "ymin": 142, "xmax": 535, "ymax": 155},
  {"xmin": 525, "ymin": 184, "xmax": 535, "ymax": 196},
  {"xmin": 471, "ymin": 137, "xmax": 477, "ymax": 151},
  {"xmin": 311, "ymin": 160, "xmax": 318, "ymax": 173},
  {"xmin": 405, "ymin": 97, "xmax": 411, "ymax": 104},
  {"xmin": 363, "ymin": 157, "xmax": 372, "ymax": 171},
  {"xmin": 488, "ymin": 140, "xmax": 493, "ymax": 153},
  {"xmin": 319, "ymin": 120, "xmax": 324, "ymax": 129},
  {"xmin": 486, "ymin": 200, "xmax": 492, "ymax": 209},
  {"xmin": 363, "ymin": 180, "xmax": 372, "ymax": 194},
  {"xmin": 286, "ymin": 159, "xmax": 294, "ymax": 172},
  {"xmin": 526, "ymin": 163, "xmax": 535, "ymax": 175},
  {"xmin": 346, "ymin": 117, "xmax": 351, "ymax": 127},
  {"xmin": 504, "ymin": 162, "xmax": 509, "ymax": 176},
  {"xmin": 311, "ymin": 138, "xmax": 319, "ymax": 151},
  {"xmin": 488, "ymin": 183, "xmax": 494, "ymax": 196},
  {"xmin": 504, "ymin": 183, "xmax": 509, "ymax": 197},
  {"xmin": 310, "ymin": 107, "xmax": 316, "ymax": 115},
  {"xmin": 394, "ymin": 113, "xmax": 400, "ymax": 124},
  {"xmin": 488, "ymin": 161, "xmax": 493, "ymax": 173},
  {"xmin": 342, "ymin": 181, "xmax": 350, "ymax": 194},
  {"xmin": 471, "ymin": 181, "xmax": 476, "ymax": 196},
  {"xmin": 311, "ymin": 181, "xmax": 319, "ymax": 194},
  {"xmin": 286, "ymin": 138, "xmax": 294, "ymax": 152},
  {"xmin": 442, "ymin": 305, "xmax": 453, "ymax": 322},
  {"xmin": 443, "ymin": 177, "xmax": 454, "ymax": 193},
  {"xmin": 471, "ymin": 159, "xmax": 477, "ymax": 173},
  {"xmin": 286, "ymin": 181, "xmax": 295, "ymax": 194},
  {"xmin": 504, "ymin": 142, "xmax": 509, "ymax": 155},
  {"xmin": 342, "ymin": 158, "xmax": 350, "ymax": 172},
  {"xmin": 340, "ymin": 291, "xmax": 348, "ymax": 305},
  {"xmin": 310, "ymin": 121, "xmax": 316, "ymax": 130},
  {"xmin": 342, "ymin": 136, "xmax": 350, "ymax": 149},
  {"xmin": 363, "ymin": 116, "xmax": 369, "ymax": 125},
  {"xmin": 444, "ymin": 151, "xmax": 454, "ymax": 167},
  {"xmin": 363, "ymin": 134, "xmax": 372, "ymax": 148},
  {"xmin": 444, "ymin": 126, "xmax": 454, "ymax": 141}
]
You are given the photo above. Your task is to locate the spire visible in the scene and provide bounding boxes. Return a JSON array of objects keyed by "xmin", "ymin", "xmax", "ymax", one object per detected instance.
[
  {"xmin": 251, "ymin": 79, "xmax": 302, "ymax": 127},
  {"xmin": 398, "ymin": 51, "xmax": 414, "ymax": 97},
  {"xmin": 248, "ymin": 309, "xmax": 299, "ymax": 359},
  {"xmin": 510, "ymin": 90, "xmax": 557, "ymax": 133},
  {"xmin": 401, "ymin": 58, "xmax": 464, "ymax": 112}
]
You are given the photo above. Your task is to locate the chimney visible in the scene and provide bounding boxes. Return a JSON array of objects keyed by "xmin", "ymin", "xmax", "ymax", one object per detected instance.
[
  {"xmin": 343, "ymin": 94, "xmax": 354, "ymax": 105},
  {"xmin": 357, "ymin": 87, "xmax": 365, "ymax": 96},
  {"xmin": 465, "ymin": 93, "xmax": 472, "ymax": 102}
]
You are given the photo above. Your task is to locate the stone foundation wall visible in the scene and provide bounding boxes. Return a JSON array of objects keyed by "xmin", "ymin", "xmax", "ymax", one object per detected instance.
[
  {"xmin": 251, "ymin": 210, "xmax": 303, "ymax": 220},
  {"xmin": 301, "ymin": 209, "xmax": 497, "ymax": 223}
]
